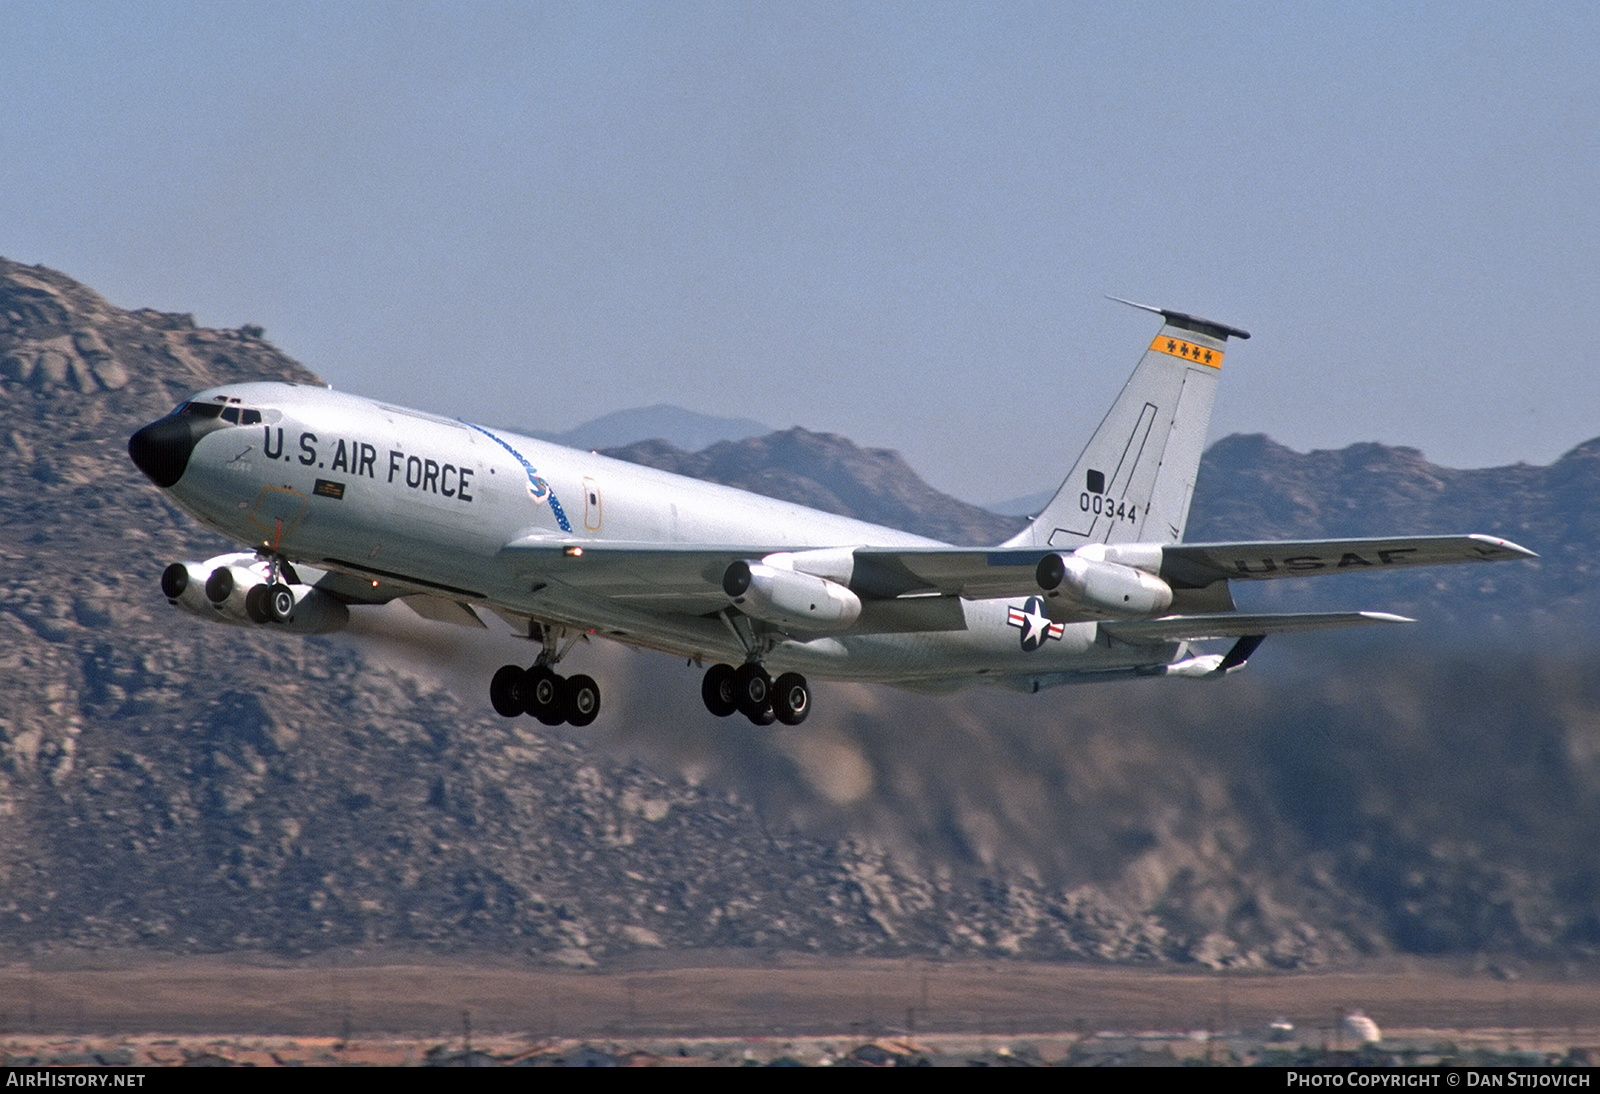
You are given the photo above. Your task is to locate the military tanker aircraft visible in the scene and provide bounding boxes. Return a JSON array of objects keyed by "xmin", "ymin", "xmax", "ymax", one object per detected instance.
[{"xmin": 128, "ymin": 299, "xmax": 1534, "ymax": 727}]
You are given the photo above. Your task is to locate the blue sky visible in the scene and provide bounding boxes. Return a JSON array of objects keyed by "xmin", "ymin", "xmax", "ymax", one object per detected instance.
[{"xmin": 5, "ymin": 2, "xmax": 1597, "ymax": 502}]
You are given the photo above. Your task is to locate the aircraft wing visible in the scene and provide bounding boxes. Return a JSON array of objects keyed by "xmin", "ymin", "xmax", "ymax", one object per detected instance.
[
  {"xmin": 500, "ymin": 533, "xmax": 1535, "ymax": 608},
  {"xmin": 499, "ymin": 539, "xmax": 1068, "ymax": 603},
  {"xmin": 498, "ymin": 539, "xmax": 759, "ymax": 613},
  {"xmin": 829, "ymin": 536, "xmax": 1532, "ymax": 597},
  {"xmin": 493, "ymin": 539, "xmax": 1059, "ymax": 636},
  {"xmin": 1157, "ymin": 534, "xmax": 1536, "ymax": 587}
]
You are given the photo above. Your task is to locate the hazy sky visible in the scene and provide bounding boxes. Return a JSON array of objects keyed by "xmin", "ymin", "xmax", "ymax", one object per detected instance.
[{"xmin": 5, "ymin": 2, "xmax": 1596, "ymax": 502}]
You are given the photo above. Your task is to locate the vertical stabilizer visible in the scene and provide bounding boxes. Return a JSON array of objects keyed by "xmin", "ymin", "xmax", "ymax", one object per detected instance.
[{"xmin": 1003, "ymin": 301, "xmax": 1249, "ymax": 548}]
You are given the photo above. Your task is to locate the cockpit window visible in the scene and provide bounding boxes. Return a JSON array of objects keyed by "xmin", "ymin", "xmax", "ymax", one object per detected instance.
[{"xmin": 177, "ymin": 401, "xmax": 263, "ymax": 425}]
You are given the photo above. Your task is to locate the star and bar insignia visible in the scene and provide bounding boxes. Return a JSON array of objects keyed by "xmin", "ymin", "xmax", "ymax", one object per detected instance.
[{"xmin": 1006, "ymin": 596, "xmax": 1065, "ymax": 652}]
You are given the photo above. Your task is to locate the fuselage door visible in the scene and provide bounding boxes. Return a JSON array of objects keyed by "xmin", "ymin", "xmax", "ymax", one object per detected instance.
[
  {"xmin": 583, "ymin": 477, "xmax": 602, "ymax": 531},
  {"xmin": 246, "ymin": 484, "xmax": 308, "ymax": 547}
]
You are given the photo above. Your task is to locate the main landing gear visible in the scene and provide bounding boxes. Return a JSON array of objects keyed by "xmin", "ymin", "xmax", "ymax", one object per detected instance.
[
  {"xmin": 701, "ymin": 663, "xmax": 810, "ymax": 726},
  {"xmin": 484, "ymin": 621, "xmax": 807, "ymax": 728},
  {"xmin": 489, "ymin": 663, "xmax": 601, "ymax": 727},
  {"xmin": 489, "ymin": 624, "xmax": 600, "ymax": 727}
]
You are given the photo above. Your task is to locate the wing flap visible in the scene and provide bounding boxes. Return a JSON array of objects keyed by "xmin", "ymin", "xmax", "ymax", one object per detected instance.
[
  {"xmin": 401, "ymin": 594, "xmax": 486, "ymax": 628},
  {"xmin": 849, "ymin": 547, "xmax": 1048, "ymax": 598},
  {"xmin": 499, "ymin": 538, "xmax": 744, "ymax": 605}
]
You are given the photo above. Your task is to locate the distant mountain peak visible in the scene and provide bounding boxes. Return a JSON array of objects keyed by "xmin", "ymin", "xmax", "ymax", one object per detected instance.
[{"xmin": 527, "ymin": 403, "xmax": 770, "ymax": 454}]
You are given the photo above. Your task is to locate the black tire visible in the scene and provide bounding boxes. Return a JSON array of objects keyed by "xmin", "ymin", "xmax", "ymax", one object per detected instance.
[
  {"xmin": 772, "ymin": 672, "xmax": 810, "ymax": 726},
  {"xmin": 489, "ymin": 664, "xmax": 526, "ymax": 718},
  {"xmin": 266, "ymin": 582, "xmax": 296, "ymax": 623},
  {"xmin": 244, "ymin": 583, "xmax": 272, "ymax": 624},
  {"xmin": 733, "ymin": 663, "xmax": 772, "ymax": 719},
  {"xmin": 701, "ymin": 663, "xmax": 738, "ymax": 717},
  {"xmin": 747, "ymin": 702, "xmax": 777, "ymax": 726},
  {"xmin": 525, "ymin": 666, "xmax": 567, "ymax": 725},
  {"xmin": 564, "ymin": 674, "xmax": 601, "ymax": 727}
]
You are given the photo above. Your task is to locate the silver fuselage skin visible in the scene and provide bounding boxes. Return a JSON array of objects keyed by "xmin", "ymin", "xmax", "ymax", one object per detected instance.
[{"xmin": 156, "ymin": 381, "xmax": 1176, "ymax": 689}]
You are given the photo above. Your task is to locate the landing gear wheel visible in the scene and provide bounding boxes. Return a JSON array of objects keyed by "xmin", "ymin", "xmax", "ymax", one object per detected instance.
[
  {"xmin": 244, "ymin": 583, "xmax": 272, "ymax": 624},
  {"xmin": 733, "ymin": 663, "xmax": 772, "ymax": 719},
  {"xmin": 748, "ymin": 703, "xmax": 777, "ymax": 726},
  {"xmin": 701, "ymin": 664, "xmax": 738, "ymax": 717},
  {"xmin": 772, "ymin": 672, "xmax": 810, "ymax": 726},
  {"xmin": 265, "ymin": 582, "xmax": 296, "ymax": 624},
  {"xmin": 564, "ymin": 674, "xmax": 601, "ymax": 727},
  {"xmin": 525, "ymin": 666, "xmax": 567, "ymax": 725},
  {"xmin": 489, "ymin": 665, "xmax": 527, "ymax": 718}
]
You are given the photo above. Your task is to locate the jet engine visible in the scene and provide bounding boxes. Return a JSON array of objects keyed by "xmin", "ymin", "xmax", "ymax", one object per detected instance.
[
  {"xmin": 1036, "ymin": 550, "xmax": 1174, "ymax": 617},
  {"xmin": 161, "ymin": 552, "xmax": 258, "ymax": 618},
  {"xmin": 723, "ymin": 559, "xmax": 862, "ymax": 631},
  {"xmin": 202, "ymin": 559, "xmax": 274, "ymax": 622},
  {"xmin": 160, "ymin": 553, "xmax": 349, "ymax": 634}
]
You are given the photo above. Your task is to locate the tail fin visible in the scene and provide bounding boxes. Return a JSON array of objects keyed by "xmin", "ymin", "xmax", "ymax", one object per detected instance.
[{"xmin": 1002, "ymin": 300, "xmax": 1249, "ymax": 549}]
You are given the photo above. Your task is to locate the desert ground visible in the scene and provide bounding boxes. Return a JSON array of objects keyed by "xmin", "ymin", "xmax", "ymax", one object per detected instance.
[{"xmin": 3, "ymin": 952, "xmax": 1596, "ymax": 1055}]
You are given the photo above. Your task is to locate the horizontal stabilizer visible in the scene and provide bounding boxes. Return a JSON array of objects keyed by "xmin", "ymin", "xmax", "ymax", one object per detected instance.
[{"xmin": 1102, "ymin": 610, "xmax": 1412, "ymax": 644}]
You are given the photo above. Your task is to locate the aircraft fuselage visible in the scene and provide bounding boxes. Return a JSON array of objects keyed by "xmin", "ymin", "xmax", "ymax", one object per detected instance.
[
  {"xmin": 145, "ymin": 381, "xmax": 1140, "ymax": 690},
  {"xmin": 130, "ymin": 303, "xmax": 1532, "ymax": 727}
]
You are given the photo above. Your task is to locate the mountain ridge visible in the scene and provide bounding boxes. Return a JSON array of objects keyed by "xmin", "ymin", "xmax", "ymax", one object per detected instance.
[{"xmin": 0, "ymin": 256, "xmax": 1589, "ymax": 969}]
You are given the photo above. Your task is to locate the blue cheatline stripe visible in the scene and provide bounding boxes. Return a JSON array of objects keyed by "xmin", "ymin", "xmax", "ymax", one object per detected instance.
[{"xmin": 461, "ymin": 421, "xmax": 573, "ymax": 533}]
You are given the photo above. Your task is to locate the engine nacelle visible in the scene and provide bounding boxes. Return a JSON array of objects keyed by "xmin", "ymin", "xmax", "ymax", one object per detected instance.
[
  {"xmin": 1036, "ymin": 551, "xmax": 1173, "ymax": 617},
  {"xmin": 203, "ymin": 559, "xmax": 274, "ymax": 622},
  {"xmin": 724, "ymin": 560, "xmax": 862, "ymax": 631},
  {"xmin": 162, "ymin": 561, "xmax": 215, "ymax": 617},
  {"xmin": 161, "ymin": 552, "xmax": 259, "ymax": 620},
  {"xmin": 160, "ymin": 553, "xmax": 348, "ymax": 634}
]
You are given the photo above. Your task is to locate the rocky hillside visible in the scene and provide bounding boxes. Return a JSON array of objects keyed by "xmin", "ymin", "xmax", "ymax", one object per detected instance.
[
  {"xmin": 0, "ymin": 258, "xmax": 1055, "ymax": 963},
  {"xmin": 0, "ymin": 256, "xmax": 1593, "ymax": 969},
  {"xmin": 1188, "ymin": 432, "xmax": 1588, "ymax": 633}
]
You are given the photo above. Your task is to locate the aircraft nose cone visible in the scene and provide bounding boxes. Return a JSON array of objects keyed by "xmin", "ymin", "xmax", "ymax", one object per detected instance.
[{"xmin": 128, "ymin": 415, "xmax": 202, "ymax": 488}]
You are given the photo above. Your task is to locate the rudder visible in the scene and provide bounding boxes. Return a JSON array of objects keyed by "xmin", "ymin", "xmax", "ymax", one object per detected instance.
[{"xmin": 1002, "ymin": 300, "xmax": 1249, "ymax": 549}]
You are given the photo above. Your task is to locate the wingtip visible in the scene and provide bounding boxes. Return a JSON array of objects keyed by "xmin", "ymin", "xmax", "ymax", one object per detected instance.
[
  {"xmin": 1361, "ymin": 612, "xmax": 1416, "ymax": 625},
  {"xmin": 1467, "ymin": 534, "xmax": 1539, "ymax": 560}
]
